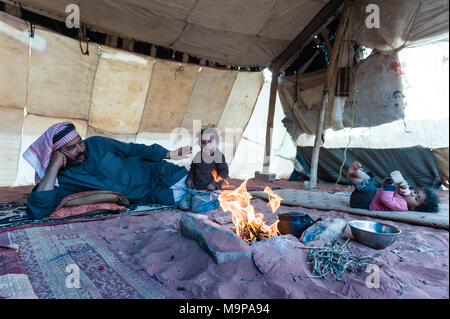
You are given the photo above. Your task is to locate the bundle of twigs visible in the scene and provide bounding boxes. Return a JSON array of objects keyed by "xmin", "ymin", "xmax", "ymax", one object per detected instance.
[{"xmin": 306, "ymin": 239, "xmax": 380, "ymax": 282}]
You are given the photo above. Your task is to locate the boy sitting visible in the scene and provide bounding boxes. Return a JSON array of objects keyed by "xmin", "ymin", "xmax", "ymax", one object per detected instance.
[
  {"xmin": 185, "ymin": 127, "xmax": 229, "ymax": 191},
  {"xmin": 178, "ymin": 128, "xmax": 228, "ymax": 211},
  {"xmin": 347, "ymin": 161, "xmax": 439, "ymax": 212}
]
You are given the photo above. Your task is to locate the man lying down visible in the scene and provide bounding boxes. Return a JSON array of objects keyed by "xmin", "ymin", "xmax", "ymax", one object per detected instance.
[{"xmin": 23, "ymin": 121, "xmax": 191, "ymax": 220}]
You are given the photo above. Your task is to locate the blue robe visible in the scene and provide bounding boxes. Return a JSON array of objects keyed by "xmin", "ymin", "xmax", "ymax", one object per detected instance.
[{"xmin": 27, "ymin": 136, "xmax": 187, "ymax": 219}]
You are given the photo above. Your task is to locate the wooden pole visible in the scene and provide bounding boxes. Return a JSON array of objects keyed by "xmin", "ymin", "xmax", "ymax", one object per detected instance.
[
  {"xmin": 309, "ymin": 2, "xmax": 351, "ymax": 189},
  {"xmin": 263, "ymin": 59, "xmax": 280, "ymax": 174},
  {"xmin": 309, "ymin": 91, "xmax": 328, "ymax": 188}
]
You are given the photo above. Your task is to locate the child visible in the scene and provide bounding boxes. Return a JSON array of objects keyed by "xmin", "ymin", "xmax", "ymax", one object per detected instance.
[
  {"xmin": 347, "ymin": 161, "xmax": 439, "ymax": 212},
  {"xmin": 185, "ymin": 127, "xmax": 229, "ymax": 191}
]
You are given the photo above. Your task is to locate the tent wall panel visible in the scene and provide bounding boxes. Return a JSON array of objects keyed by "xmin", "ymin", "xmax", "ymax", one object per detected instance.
[
  {"xmin": 15, "ymin": 114, "xmax": 88, "ymax": 185},
  {"xmin": 294, "ymin": 146, "xmax": 442, "ymax": 188},
  {"xmin": 86, "ymin": 126, "xmax": 137, "ymax": 144},
  {"xmin": 88, "ymin": 47, "xmax": 155, "ymax": 134},
  {"xmin": 0, "ymin": 13, "xmax": 265, "ymax": 186},
  {"xmin": 140, "ymin": 60, "xmax": 198, "ymax": 132},
  {"xmin": 218, "ymin": 72, "xmax": 264, "ymax": 131},
  {"xmin": 180, "ymin": 67, "xmax": 237, "ymax": 132},
  {"xmin": 26, "ymin": 26, "xmax": 99, "ymax": 119},
  {"xmin": 0, "ymin": 12, "xmax": 29, "ymax": 110},
  {"xmin": 217, "ymin": 71, "xmax": 264, "ymax": 161},
  {"xmin": 0, "ymin": 107, "xmax": 24, "ymax": 186},
  {"xmin": 432, "ymin": 147, "xmax": 449, "ymax": 188}
]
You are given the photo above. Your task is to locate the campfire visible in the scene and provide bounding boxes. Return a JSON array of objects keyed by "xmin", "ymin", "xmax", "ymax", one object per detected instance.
[{"xmin": 217, "ymin": 179, "xmax": 283, "ymax": 243}]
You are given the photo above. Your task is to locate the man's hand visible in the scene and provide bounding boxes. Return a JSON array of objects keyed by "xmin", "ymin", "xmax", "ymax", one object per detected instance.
[
  {"xmin": 49, "ymin": 150, "xmax": 67, "ymax": 170},
  {"xmin": 169, "ymin": 145, "xmax": 192, "ymax": 160},
  {"xmin": 35, "ymin": 151, "xmax": 66, "ymax": 192}
]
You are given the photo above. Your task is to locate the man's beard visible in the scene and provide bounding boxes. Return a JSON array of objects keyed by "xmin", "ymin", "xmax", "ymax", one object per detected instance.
[{"xmin": 66, "ymin": 152, "xmax": 86, "ymax": 167}]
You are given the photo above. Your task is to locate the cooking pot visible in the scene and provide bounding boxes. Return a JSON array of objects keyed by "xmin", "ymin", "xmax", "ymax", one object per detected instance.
[{"xmin": 277, "ymin": 211, "xmax": 321, "ymax": 237}]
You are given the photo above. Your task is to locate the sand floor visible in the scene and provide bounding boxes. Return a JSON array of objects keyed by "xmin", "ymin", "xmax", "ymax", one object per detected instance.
[{"xmin": 1, "ymin": 180, "xmax": 448, "ymax": 299}]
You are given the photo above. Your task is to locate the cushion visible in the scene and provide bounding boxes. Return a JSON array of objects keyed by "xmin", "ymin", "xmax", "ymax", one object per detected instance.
[{"xmin": 44, "ymin": 190, "xmax": 129, "ymax": 220}]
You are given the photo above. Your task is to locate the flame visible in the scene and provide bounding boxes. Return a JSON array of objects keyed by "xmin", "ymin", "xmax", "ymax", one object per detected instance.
[
  {"xmin": 263, "ymin": 186, "xmax": 283, "ymax": 213},
  {"xmin": 218, "ymin": 179, "xmax": 280, "ymax": 243},
  {"xmin": 211, "ymin": 169, "xmax": 230, "ymax": 187}
]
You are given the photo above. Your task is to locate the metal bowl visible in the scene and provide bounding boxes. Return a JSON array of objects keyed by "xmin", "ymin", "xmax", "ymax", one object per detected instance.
[{"xmin": 348, "ymin": 220, "xmax": 401, "ymax": 250}]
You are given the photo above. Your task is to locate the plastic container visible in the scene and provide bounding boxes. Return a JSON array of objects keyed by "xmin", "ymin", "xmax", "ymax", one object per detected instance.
[
  {"xmin": 119, "ymin": 212, "xmax": 131, "ymax": 229},
  {"xmin": 390, "ymin": 170, "xmax": 410, "ymax": 196}
]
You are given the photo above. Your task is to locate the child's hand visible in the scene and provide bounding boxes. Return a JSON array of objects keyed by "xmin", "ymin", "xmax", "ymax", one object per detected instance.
[
  {"xmin": 186, "ymin": 179, "xmax": 194, "ymax": 189},
  {"xmin": 397, "ymin": 182, "xmax": 410, "ymax": 196},
  {"xmin": 206, "ymin": 183, "xmax": 217, "ymax": 191}
]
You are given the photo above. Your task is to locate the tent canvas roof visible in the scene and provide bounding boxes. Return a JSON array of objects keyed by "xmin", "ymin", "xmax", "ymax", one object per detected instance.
[{"xmin": 3, "ymin": 0, "xmax": 332, "ymax": 67}]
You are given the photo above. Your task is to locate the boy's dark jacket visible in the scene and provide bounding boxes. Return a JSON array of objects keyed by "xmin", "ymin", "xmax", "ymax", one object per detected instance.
[{"xmin": 186, "ymin": 150, "xmax": 229, "ymax": 190}]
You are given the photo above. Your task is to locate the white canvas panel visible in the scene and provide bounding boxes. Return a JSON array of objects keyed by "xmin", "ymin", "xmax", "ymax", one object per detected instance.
[
  {"xmin": 140, "ymin": 60, "xmax": 198, "ymax": 132},
  {"xmin": 180, "ymin": 67, "xmax": 237, "ymax": 132},
  {"xmin": 15, "ymin": 114, "xmax": 87, "ymax": 185},
  {"xmin": 27, "ymin": 26, "xmax": 99, "ymax": 119},
  {"xmin": 86, "ymin": 126, "xmax": 136, "ymax": 144},
  {"xmin": 229, "ymin": 82, "xmax": 296, "ymax": 180},
  {"xmin": 217, "ymin": 71, "xmax": 263, "ymax": 132},
  {"xmin": 0, "ymin": 107, "xmax": 24, "ymax": 186},
  {"xmin": 0, "ymin": 12, "xmax": 29, "ymax": 110},
  {"xmin": 89, "ymin": 47, "xmax": 154, "ymax": 134}
]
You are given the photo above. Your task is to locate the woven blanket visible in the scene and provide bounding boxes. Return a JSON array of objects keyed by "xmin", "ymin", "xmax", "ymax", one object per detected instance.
[
  {"xmin": 251, "ymin": 189, "xmax": 449, "ymax": 229},
  {"xmin": 0, "ymin": 202, "xmax": 175, "ymax": 233},
  {"xmin": 1, "ymin": 227, "xmax": 181, "ymax": 299}
]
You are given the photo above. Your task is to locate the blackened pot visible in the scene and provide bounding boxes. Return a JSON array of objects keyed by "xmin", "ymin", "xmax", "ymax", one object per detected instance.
[{"xmin": 277, "ymin": 211, "xmax": 321, "ymax": 237}]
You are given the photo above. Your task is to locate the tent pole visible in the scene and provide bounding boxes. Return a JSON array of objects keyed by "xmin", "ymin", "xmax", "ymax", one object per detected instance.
[
  {"xmin": 309, "ymin": 91, "xmax": 328, "ymax": 188},
  {"xmin": 262, "ymin": 59, "xmax": 280, "ymax": 174},
  {"xmin": 309, "ymin": 2, "xmax": 351, "ymax": 189}
]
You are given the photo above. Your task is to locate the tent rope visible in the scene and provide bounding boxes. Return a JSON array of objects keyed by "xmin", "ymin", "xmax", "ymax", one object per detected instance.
[
  {"xmin": 78, "ymin": 23, "xmax": 89, "ymax": 55},
  {"xmin": 335, "ymin": 2, "xmax": 362, "ymax": 185}
]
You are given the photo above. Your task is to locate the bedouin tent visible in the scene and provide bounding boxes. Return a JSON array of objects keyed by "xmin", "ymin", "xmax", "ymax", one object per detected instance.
[{"xmin": 0, "ymin": 0, "xmax": 448, "ymax": 187}]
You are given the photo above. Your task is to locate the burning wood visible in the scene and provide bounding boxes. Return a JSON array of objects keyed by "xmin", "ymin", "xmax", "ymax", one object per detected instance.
[{"xmin": 218, "ymin": 179, "xmax": 282, "ymax": 243}]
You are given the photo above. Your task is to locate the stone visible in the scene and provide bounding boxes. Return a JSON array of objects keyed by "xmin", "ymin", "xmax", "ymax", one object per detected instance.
[
  {"xmin": 300, "ymin": 218, "xmax": 347, "ymax": 244},
  {"xmin": 179, "ymin": 213, "xmax": 253, "ymax": 264},
  {"xmin": 254, "ymin": 171, "xmax": 276, "ymax": 182}
]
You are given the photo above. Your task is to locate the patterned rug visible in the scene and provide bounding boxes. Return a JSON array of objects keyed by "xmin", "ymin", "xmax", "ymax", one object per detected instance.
[
  {"xmin": 0, "ymin": 202, "xmax": 175, "ymax": 233},
  {"xmin": 2, "ymin": 226, "xmax": 182, "ymax": 299},
  {"xmin": 251, "ymin": 189, "xmax": 449, "ymax": 229}
]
